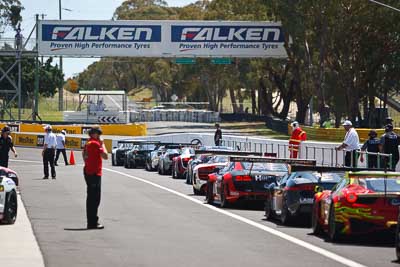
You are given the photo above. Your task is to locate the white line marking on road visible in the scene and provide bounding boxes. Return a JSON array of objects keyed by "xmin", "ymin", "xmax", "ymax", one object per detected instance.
[{"xmin": 104, "ymin": 168, "xmax": 366, "ymax": 267}]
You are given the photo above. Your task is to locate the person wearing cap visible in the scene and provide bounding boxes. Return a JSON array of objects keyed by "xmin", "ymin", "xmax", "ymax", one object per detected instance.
[
  {"xmin": 55, "ymin": 129, "xmax": 68, "ymax": 166},
  {"xmin": 42, "ymin": 125, "xmax": 57, "ymax": 179},
  {"xmin": 0, "ymin": 126, "xmax": 17, "ymax": 168},
  {"xmin": 289, "ymin": 121, "xmax": 307, "ymax": 158},
  {"xmin": 386, "ymin": 117, "xmax": 394, "ymax": 126},
  {"xmin": 360, "ymin": 130, "xmax": 380, "ymax": 168},
  {"xmin": 82, "ymin": 127, "xmax": 108, "ymax": 230},
  {"xmin": 336, "ymin": 120, "xmax": 360, "ymax": 167},
  {"xmin": 214, "ymin": 123, "xmax": 222, "ymax": 146},
  {"xmin": 379, "ymin": 124, "xmax": 400, "ymax": 170}
]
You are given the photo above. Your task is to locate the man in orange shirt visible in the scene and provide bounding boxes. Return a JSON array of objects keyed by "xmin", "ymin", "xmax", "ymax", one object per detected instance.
[
  {"xmin": 82, "ymin": 127, "xmax": 108, "ymax": 230},
  {"xmin": 289, "ymin": 121, "xmax": 307, "ymax": 158}
]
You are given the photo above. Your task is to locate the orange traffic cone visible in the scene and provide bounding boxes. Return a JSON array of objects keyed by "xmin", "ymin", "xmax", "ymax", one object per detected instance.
[{"xmin": 69, "ymin": 150, "xmax": 76, "ymax": 165}]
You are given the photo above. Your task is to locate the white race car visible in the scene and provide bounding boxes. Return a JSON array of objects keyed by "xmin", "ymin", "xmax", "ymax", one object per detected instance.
[
  {"xmin": 192, "ymin": 155, "xmax": 229, "ymax": 195},
  {"xmin": 0, "ymin": 175, "xmax": 17, "ymax": 224}
]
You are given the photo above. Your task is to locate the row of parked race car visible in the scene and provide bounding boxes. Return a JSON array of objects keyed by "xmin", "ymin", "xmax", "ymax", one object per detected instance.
[{"xmin": 112, "ymin": 140, "xmax": 400, "ymax": 259}]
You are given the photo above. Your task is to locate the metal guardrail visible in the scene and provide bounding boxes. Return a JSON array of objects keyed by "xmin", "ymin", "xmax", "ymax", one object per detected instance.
[{"xmin": 220, "ymin": 139, "xmax": 395, "ymax": 169}]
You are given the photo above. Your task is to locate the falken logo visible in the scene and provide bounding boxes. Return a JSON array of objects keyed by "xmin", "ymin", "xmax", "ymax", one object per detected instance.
[
  {"xmin": 172, "ymin": 26, "xmax": 284, "ymax": 42},
  {"xmin": 42, "ymin": 24, "xmax": 162, "ymax": 42}
]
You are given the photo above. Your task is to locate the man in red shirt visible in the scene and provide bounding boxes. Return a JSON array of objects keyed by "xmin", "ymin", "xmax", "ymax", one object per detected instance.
[
  {"xmin": 82, "ymin": 127, "xmax": 108, "ymax": 229},
  {"xmin": 289, "ymin": 121, "xmax": 307, "ymax": 158}
]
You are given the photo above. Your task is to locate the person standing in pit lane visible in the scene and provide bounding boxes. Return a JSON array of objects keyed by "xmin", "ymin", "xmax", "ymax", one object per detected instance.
[
  {"xmin": 360, "ymin": 130, "xmax": 380, "ymax": 168},
  {"xmin": 0, "ymin": 126, "xmax": 17, "ymax": 168},
  {"xmin": 380, "ymin": 124, "xmax": 400, "ymax": 170},
  {"xmin": 214, "ymin": 123, "xmax": 222, "ymax": 146},
  {"xmin": 42, "ymin": 125, "xmax": 57, "ymax": 179},
  {"xmin": 55, "ymin": 130, "xmax": 69, "ymax": 166},
  {"xmin": 336, "ymin": 120, "xmax": 360, "ymax": 167},
  {"xmin": 289, "ymin": 121, "xmax": 307, "ymax": 159},
  {"xmin": 82, "ymin": 127, "xmax": 108, "ymax": 230}
]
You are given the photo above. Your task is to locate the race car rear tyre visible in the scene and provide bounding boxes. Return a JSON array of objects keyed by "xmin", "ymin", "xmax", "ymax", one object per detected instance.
[
  {"xmin": 112, "ymin": 157, "xmax": 116, "ymax": 166},
  {"xmin": 396, "ymin": 221, "xmax": 400, "ymax": 261},
  {"xmin": 193, "ymin": 186, "xmax": 202, "ymax": 195},
  {"xmin": 264, "ymin": 198, "xmax": 273, "ymax": 220},
  {"xmin": 280, "ymin": 200, "xmax": 292, "ymax": 225},
  {"xmin": 311, "ymin": 202, "xmax": 323, "ymax": 235},
  {"xmin": 205, "ymin": 182, "xmax": 214, "ymax": 204},
  {"xmin": 172, "ymin": 165, "xmax": 177, "ymax": 179},
  {"xmin": 328, "ymin": 205, "xmax": 343, "ymax": 242},
  {"xmin": 3, "ymin": 190, "xmax": 17, "ymax": 224},
  {"xmin": 220, "ymin": 184, "xmax": 230, "ymax": 208},
  {"xmin": 145, "ymin": 162, "xmax": 151, "ymax": 171}
]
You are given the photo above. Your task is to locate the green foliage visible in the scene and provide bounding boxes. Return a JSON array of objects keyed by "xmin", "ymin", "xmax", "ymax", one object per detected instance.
[{"xmin": 0, "ymin": 0, "xmax": 22, "ymax": 30}]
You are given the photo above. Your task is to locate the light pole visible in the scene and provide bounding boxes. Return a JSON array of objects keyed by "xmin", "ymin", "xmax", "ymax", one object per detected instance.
[{"xmin": 58, "ymin": 0, "xmax": 63, "ymax": 112}]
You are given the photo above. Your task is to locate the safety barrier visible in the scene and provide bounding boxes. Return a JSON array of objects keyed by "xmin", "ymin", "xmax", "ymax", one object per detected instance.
[
  {"xmin": 11, "ymin": 132, "xmax": 113, "ymax": 152},
  {"xmin": 130, "ymin": 109, "xmax": 220, "ymax": 123},
  {"xmin": 0, "ymin": 122, "xmax": 147, "ymax": 136}
]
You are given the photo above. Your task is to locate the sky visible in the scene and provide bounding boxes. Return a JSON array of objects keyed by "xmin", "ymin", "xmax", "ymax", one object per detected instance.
[{"xmin": 5, "ymin": 0, "xmax": 195, "ymax": 78}]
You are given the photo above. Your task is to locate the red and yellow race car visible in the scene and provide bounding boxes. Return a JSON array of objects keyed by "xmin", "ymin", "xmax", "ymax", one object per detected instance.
[{"xmin": 312, "ymin": 171, "xmax": 400, "ymax": 241}]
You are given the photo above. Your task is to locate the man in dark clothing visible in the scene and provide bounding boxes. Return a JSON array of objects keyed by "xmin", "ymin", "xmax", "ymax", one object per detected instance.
[
  {"xmin": 83, "ymin": 127, "xmax": 108, "ymax": 230},
  {"xmin": 214, "ymin": 123, "xmax": 222, "ymax": 146},
  {"xmin": 360, "ymin": 130, "xmax": 380, "ymax": 168},
  {"xmin": 0, "ymin": 127, "xmax": 17, "ymax": 168},
  {"xmin": 380, "ymin": 124, "xmax": 400, "ymax": 170}
]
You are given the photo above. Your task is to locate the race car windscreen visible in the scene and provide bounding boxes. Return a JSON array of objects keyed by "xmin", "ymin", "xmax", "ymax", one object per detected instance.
[
  {"xmin": 208, "ymin": 155, "xmax": 229, "ymax": 164},
  {"xmin": 181, "ymin": 148, "xmax": 195, "ymax": 156},
  {"xmin": 313, "ymin": 172, "xmax": 344, "ymax": 190},
  {"xmin": 241, "ymin": 162, "xmax": 288, "ymax": 172},
  {"xmin": 356, "ymin": 177, "xmax": 400, "ymax": 192}
]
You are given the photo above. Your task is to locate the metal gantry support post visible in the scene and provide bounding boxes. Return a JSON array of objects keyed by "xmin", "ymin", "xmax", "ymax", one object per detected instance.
[{"xmin": 34, "ymin": 14, "xmax": 39, "ymax": 121}]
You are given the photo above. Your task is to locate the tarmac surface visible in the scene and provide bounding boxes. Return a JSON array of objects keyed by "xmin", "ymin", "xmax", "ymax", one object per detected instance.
[{"xmin": 2, "ymin": 147, "xmax": 399, "ymax": 267}]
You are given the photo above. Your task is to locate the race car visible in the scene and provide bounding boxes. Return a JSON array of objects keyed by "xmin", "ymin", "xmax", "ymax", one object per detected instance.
[
  {"xmin": 205, "ymin": 156, "xmax": 290, "ymax": 208},
  {"xmin": 124, "ymin": 142, "xmax": 159, "ymax": 169},
  {"xmin": 172, "ymin": 147, "xmax": 195, "ymax": 179},
  {"xmin": 158, "ymin": 148, "xmax": 182, "ymax": 175},
  {"xmin": 111, "ymin": 140, "xmax": 142, "ymax": 166},
  {"xmin": 0, "ymin": 175, "xmax": 17, "ymax": 224},
  {"xmin": 264, "ymin": 169, "xmax": 343, "ymax": 225},
  {"xmin": 192, "ymin": 150, "xmax": 263, "ymax": 195},
  {"xmin": 185, "ymin": 146, "xmax": 234, "ymax": 184},
  {"xmin": 312, "ymin": 171, "xmax": 400, "ymax": 241},
  {"xmin": 0, "ymin": 167, "xmax": 19, "ymax": 186},
  {"xmin": 146, "ymin": 143, "xmax": 194, "ymax": 172}
]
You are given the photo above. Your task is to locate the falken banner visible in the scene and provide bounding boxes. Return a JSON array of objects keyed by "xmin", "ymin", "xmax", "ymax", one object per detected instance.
[{"xmin": 38, "ymin": 20, "xmax": 287, "ymax": 58}]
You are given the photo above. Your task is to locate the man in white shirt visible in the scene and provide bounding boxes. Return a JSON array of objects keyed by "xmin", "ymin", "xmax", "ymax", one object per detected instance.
[
  {"xmin": 336, "ymin": 120, "xmax": 360, "ymax": 167},
  {"xmin": 42, "ymin": 125, "xmax": 57, "ymax": 179},
  {"xmin": 55, "ymin": 130, "xmax": 69, "ymax": 166}
]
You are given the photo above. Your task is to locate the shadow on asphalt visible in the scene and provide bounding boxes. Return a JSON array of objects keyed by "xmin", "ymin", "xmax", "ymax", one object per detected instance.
[{"xmin": 310, "ymin": 231, "xmax": 395, "ymax": 248}]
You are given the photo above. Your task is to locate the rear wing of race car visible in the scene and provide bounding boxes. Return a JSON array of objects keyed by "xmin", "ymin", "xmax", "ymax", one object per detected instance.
[
  {"xmin": 290, "ymin": 165, "xmax": 388, "ymax": 173},
  {"xmin": 117, "ymin": 140, "xmax": 159, "ymax": 145},
  {"xmin": 195, "ymin": 150, "xmax": 262, "ymax": 156},
  {"xmin": 229, "ymin": 156, "xmax": 317, "ymax": 166},
  {"xmin": 160, "ymin": 143, "xmax": 199, "ymax": 149}
]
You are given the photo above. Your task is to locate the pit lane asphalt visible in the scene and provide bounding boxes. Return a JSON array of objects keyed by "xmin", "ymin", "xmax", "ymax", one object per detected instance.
[{"xmin": 10, "ymin": 147, "xmax": 398, "ymax": 267}]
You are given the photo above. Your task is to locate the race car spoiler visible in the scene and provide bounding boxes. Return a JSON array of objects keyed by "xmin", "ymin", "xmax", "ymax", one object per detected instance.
[
  {"xmin": 228, "ymin": 156, "xmax": 317, "ymax": 166},
  {"xmin": 162, "ymin": 143, "xmax": 199, "ymax": 148},
  {"xmin": 290, "ymin": 165, "xmax": 388, "ymax": 172},
  {"xmin": 117, "ymin": 140, "xmax": 160, "ymax": 145},
  {"xmin": 195, "ymin": 150, "xmax": 262, "ymax": 156}
]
